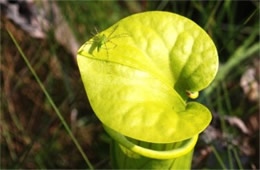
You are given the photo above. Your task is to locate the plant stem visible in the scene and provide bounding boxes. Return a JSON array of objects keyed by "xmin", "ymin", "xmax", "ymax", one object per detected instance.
[{"xmin": 7, "ymin": 29, "xmax": 94, "ymax": 170}]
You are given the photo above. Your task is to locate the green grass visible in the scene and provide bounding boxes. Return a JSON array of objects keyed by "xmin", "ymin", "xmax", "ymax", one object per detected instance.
[
  {"xmin": 1, "ymin": 1, "xmax": 259, "ymax": 169},
  {"xmin": 7, "ymin": 30, "xmax": 93, "ymax": 169}
]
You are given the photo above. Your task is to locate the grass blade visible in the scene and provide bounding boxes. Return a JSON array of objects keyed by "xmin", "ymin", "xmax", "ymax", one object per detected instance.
[
  {"xmin": 203, "ymin": 41, "xmax": 259, "ymax": 98},
  {"xmin": 7, "ymin": 29, "xmax": 94, "ymax": 170},
  {"xmin": 232, "ymin": 147, "xmax": 244, "ymax": 170},
  {"xmin": 203, "ymin": 1, "xmax": 222, "ymax": 30},
  {"xmin": 227, "ymin": 145, "xmax": 234, "ymax": 169},
  {"xmin": 210, "ymin": 145, "xmax": 227, "ymax": 170}
]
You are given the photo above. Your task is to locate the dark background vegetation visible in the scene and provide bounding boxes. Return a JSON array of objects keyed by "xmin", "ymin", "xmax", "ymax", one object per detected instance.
[{"xmin": 1, "ymin": 0, "xmax": 259, "ymax": 169}]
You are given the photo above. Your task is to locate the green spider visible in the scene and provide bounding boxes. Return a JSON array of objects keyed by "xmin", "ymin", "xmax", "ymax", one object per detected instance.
[{"xmin": 88, "ymin": 25, "xmax": 127, "ymax": 57}]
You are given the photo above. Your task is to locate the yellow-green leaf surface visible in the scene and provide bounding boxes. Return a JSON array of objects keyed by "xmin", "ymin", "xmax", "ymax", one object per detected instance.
[{"xmin": 77, "ymin": 11, "xmax": 218, "ymax": 143}]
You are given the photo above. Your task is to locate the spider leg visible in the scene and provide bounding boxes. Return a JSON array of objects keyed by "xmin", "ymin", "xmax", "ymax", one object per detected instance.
[
  {"xmin": 94, "ymin": 27, "xmax": 99, "ymax": 34},
  {"xmin": 109, "ymin": 33, "xmax": 129, "ymax": 40},
  {"xmin": 104, "ymin": 43, "xmax": 109, "ymax": 58},
  {"xmin": 78, "ymin": 38, "xmax": 97, "ymax": 53},
  {"xmin": 78, "ymin": 41, "xmax": 90, "ymax": 53},
  {"xmin": 107, "ymin": 25, "xmax": 119, "ymax": 39},
  {"xmin": 106, "ymin": 40, "xmax": 117, "ymax": 49},
  {"xmin": 85, "ymin": 40, "xmax": 94, "ymax": 44}
]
